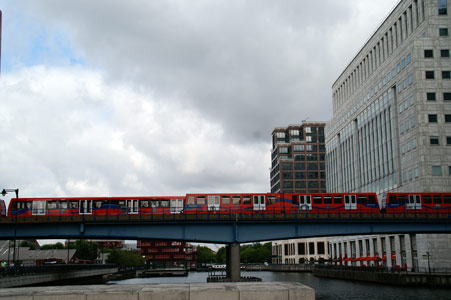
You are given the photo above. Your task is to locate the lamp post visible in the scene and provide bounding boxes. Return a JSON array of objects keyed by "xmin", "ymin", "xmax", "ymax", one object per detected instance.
[
  {"xmin": 422, "ymin": 251, "xmax": 431, "ymax": 274},
  {"xmin": 1, "ymin": 189, "xmax": 19, "ymax": 265}
]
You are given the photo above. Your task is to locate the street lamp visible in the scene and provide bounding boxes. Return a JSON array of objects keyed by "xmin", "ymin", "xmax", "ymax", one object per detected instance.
[
  {"xmin": 422, "ymin": 251, "xmax": 431, "ymax": 274},
  {"xmin": 1, "ymin": 189, "xmax": 19, "ymax": 265}
]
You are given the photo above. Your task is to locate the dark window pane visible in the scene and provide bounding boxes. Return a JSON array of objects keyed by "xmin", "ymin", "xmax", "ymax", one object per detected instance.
[
  {"xmin": 441, "ymin": 49, "xmax": 450, "ymax": 57},
  {"xmin": 439, "ymin": 28, "xmax": 449, "ymax": 36},
  {"xmin": 445, "ymin": 114, "xmax": 451, "ymax": 122},
  {"xmin": 443, "ymin": 71, "xmax": 451, "ymax": 79},
  {"xmin": 428, "ymin": 114, "xmax": 438, "ymax": 123},
  {"xmin": 426, "ymin": 71, "xmax": 435, "ymax": 79},
  {"xmin": 424, "ymin": 49, "xmax": 433, "ymax": 58},
  {"xmin": 444, "ymin": 93, "xmax": 451, "ymax": 100},
  {"xmin": 427, "ymin": 92, "xmax": 436, "ymax": 100}
]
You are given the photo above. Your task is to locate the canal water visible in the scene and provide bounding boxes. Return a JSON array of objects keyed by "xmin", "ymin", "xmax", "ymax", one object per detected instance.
[{"xmin": 108, "ymin": 271, "xmax": 451, "ymax": 300}]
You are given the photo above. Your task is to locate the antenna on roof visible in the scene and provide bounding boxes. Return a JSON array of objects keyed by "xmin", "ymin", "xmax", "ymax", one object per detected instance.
[{"xmin": 301, "ymin": 117, "xmax": 309, "ymax": 123}]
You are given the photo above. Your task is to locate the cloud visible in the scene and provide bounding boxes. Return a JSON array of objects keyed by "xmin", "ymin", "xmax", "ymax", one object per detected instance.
[
  {"xmin": 0, "ymin": 66, "xmax": 270, "ymax": 202},
  {"xmin": 8, "ymin": 0, "xmax": 398, "ymax": 143}
]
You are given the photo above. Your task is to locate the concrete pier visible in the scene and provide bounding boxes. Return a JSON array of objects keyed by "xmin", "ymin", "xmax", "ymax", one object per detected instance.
[{"xmin": 0, "ymin": 282, "xmax": 315, "ymax": 300}]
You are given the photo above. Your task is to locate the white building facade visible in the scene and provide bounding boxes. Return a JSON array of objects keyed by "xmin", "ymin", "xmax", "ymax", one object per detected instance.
[
  {"xmin": 326, "ymin": 0, "xmax": 451, "ymax": 194},
  {"xmin": 272, "ymin": 238, "xmax": 330, "ymax": 264}
]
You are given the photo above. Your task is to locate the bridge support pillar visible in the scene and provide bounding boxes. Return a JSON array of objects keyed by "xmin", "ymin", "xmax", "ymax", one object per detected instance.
[{"xmin": 226, "ymin": 243, "xmax": 240, "ymax": 281}]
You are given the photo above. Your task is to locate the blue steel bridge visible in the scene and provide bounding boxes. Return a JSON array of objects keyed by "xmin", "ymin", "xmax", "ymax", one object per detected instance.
[{"xmin": 0, "ymin": 212, "xmax": 450, "ymax": 243}]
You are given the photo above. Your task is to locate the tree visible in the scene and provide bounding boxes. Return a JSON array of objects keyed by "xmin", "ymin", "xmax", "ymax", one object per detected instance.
[
  {"xmin": 197, "ymin": 246, "xmax": 217, "ymax": 264},
  {"xmin": 216, "ymin": 246, "xmax": 226, "ymax": 264},
  {"xmin": 41, "ymin": 242, "xmax": 65, "ymax": 250},
  {"xmin": 106, "ymin": 249, "xmax": 145, "ymax": 268},
  {"xmin": 19, "ymin": 240, "xmax": 36, "ymax": 250}
]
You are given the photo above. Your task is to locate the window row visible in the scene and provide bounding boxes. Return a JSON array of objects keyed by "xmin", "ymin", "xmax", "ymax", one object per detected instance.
[
  {"xmin": 402, "ymin": 167, "xmax": 419, "ymax": 183},
  {"xmin": 425, "ymin": 70, "xmax": 451, "ymax": 79},
  {"xmin": 333, "ymin": 1, "xmax": 425, "ymax": 108},
  {"xmin": 401, "ymin": 137, "xmax": 418, "ymax": 154},
  {"xmin": 399, "ymin": 95, "xmax": 415, "ymax": 114},
  {"xmin": 400, "ymin": 115, "xmax": 416, "ymax": 134},
  {"xmin": 397, "ymin": 73, "xmax": 413, "ymax": 93},
  {"xmin": 424, "ymin": 48, "xmax": 450, "ymax": 58},
  {"xmin": 281, "ymin": 171, "xmax": 326, "ymax": 180},
  {"xmin": 432, "ymin": 165, "xmax": 451, "ymax": 176},
  {"xmin": 428, "ymin": 114, "xmax": 451, "ymax": 123},
  {"xmin": 429, "ymin": 135, "xmax": 451, "ymax": 145},
  {"xmin": 426, "ymin": 92, "xmax": 451, "ymax": 101}
]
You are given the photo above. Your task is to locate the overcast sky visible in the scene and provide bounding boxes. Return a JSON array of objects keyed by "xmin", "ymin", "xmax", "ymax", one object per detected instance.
[{"xmin": 0, "ymin": 0, "xmax": 399, "ymax": 203}]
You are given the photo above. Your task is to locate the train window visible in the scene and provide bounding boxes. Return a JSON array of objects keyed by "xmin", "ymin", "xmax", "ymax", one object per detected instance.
[
  {"xmin": 398, "ymin": 195, "xmax": 407, "ymax": 204},
  {"xmin": 119, "ymin": 201, "xmax": 125, "ymax": 206},
  {"xmin": 313, "ymin": 196, "xmax": 322, "ymax": 204},
  {"xmin": 232, "ymin": 196, "xmax": 241, "ymax": 205},
  {"xmin": 368, "ymin": 195, "xmax": 377, "ymax": 204},
  {"xmin": 323, "ymin": 196, "xmax": 332, "ymax": 204},
  {"xmin": 423, "ymin": 195, "xmax": 432, "ymax": 204},
  {"xmin": 357, "ymin": 195, "xmax": 367, "ymax": 204},
  {"xmin": 69, "ymin": 201, "xmax": 79, "ymax": 209},
  {"xmin": 222, "ymin": 196, "xmax": 230, "ymax": 205},
  {"xmin": 268, "ymin": 196, "xmax": 276, "ymax": 204},
  {"xmin": 25, "ymin": 202, "xmax": 32, "ymax": 209},
  {"xmin": 243, "ymin": 196, "xmax": 251, "ymax": 204},
  {"xmin": 94, "ymin": 201, "xmax": 103, "ymax": 208},
  {"xmin": 60, "ymin": 201, "xmax": 68, "ymax": 209},
  {"xmin": 47, "ymin": 201, "xmax": 58, "ymax": 209},
  {"xmin": 160, "ymin": 200, "xmax": 169, "ymax": 207},
  {"xmin": 292, "ymin": 195, "xmax": 298, "ymax": 205},
  {"xmin": 150, "ymin": 200, "xmax": 159, "ymax": 208},
  {"xmin": 433, "ymin": 195, "xmax": 442, "ymax": 204},
  {"xmin": 187, "ymin": 197, "xmax": 195, "ymax": 205},
  {"xmin": 444, "ymin": 195, "xmax": 451, "ymax": 204},
  {"xmin": 140, "ymin": 200, "xmax": 149, "ymax": 208},
  {"xmin": 197, "ymin": 196, "xmax": 206, "ymax": 205},
  {"xmin": 333, "ymin": 196, "xmax": 342, "ymax": 204},
  {"xmin": 389, "ymin": 195, "xmax": 397, "ymax": 203}
]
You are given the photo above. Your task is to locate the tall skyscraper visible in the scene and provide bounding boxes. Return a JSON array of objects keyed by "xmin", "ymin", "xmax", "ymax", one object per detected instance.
[
  {"xmin": 270, "ymin": 122, "xmax": 326, "ymax": 193},
  {"xmin": 326, "ymin": 0, "xmax": 451, "ymax": 195}
]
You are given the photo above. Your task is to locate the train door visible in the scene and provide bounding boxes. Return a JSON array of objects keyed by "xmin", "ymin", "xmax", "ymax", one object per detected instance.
[
  {"xmin": 299, "ymin": 195, "xmax": 312, "ymax": 210},
  {"xmin": 79, "ymin": 200, "xmax": 93, "ymax": 215},
  {"xmin": 407, "ymin": 195, "xmax": 421, "ymax": 210},
  {"xmin": 344, "ymin": 195, "xmax": 357, "ymax": 210},
  {"xmin": 207, "ymin": 195, "xmax": 220, "ymax": 211},
  {"xmin": 32, "ymin": 200, "xmax": 47, "ymax": 215},
  {"xmin": 170, "ymin": 199, "xmax": 184, "ymax": 213},
  {"xmin": 253, "ymin": 195, "xmax": 266, "ymax": 211},
  {"xmin": 126, "ymin": 199, "xmax": 139, "ymax": 214}
]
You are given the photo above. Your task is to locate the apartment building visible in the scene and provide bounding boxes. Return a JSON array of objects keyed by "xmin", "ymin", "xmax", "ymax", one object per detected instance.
[{"xmin": 271, "ymin": 123, "xmax": 327, "ymax": 193}]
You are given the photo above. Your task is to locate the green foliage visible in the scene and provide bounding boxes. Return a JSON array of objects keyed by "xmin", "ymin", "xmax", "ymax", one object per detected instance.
[
  {"xmin": 240, "ymin": 242, "xmax": 272, "ymax": 264},
  {"xmin": 216, "ymin": 247, "xmax": 226, "ymax": 264},
  {"xmin": 19, "ymin": 240, "xmax": 36, "ymax": 250},
  {"xmin": 66, "ymin": 240, "xmax": 98, "ymax": 260},
  {"xmin": 197, "ymin": 246, "xmax": 217, "ymax": 264},
  {"xmin": 40, "ymin": 242, "xmax": 65, "ymax": 250},
  {"xmin": 106, "ymin": 249, "xmax": 145, "ymax": 267}
]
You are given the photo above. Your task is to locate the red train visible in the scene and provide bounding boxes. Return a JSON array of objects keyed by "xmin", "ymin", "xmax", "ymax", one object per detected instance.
[{"xmin": 1, "ymin": 192, "xmax": 450, "ymax": 218}]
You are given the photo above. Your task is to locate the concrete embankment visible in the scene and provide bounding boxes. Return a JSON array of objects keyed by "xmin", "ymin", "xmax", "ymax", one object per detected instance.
[
  {"xmin": 313, "ymin": 267, "xmax": 451, "ymax": 287},
  {"xmin": 0, "ymin": 282, "xmax": 314, "ymax": 300},
  {"xmin": 245, "ymin": 264, "xmax": 312, "ymax": 272}
]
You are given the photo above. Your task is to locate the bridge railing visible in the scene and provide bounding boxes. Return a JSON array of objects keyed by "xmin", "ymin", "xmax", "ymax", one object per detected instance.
[{"xmin": 0, "ymin": 264, "xmax": 117, "ymax": 277}]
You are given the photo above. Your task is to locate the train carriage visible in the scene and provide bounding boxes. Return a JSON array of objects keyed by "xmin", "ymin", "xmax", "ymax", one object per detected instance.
[
  {"xmin": 0, "ymin": 200, "xmax": 6, "ymax": 217},
  {"xmin": 384, "ymin": 192, "xmax": 451, "ymax": 213}
]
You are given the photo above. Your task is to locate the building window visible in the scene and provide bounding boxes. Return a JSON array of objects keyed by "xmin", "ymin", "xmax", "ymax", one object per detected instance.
[
  {"xmin": 441, "ymin": 49, "xmax": 450, "ymax": 57},
  {"xmin": 425, "ymin": 71, "xmax": 435, "ymax": 79},
  {"xmin": 298, "ymin": 243, "xmax": 306, "ymax": 255},
  {"xmin": 443, "ymin": 71, "xmax": 451, "ymax": 79},
  {"xmin": 449, "ymin": 166, "xmax": 451, "ymax": 175},
  {"xmin": 411, "ymin": 116, "xmax": 416, "ymax": 127},
  {"xmin": 317, "ymin": 242, "xmax": 325, "ymax": 255},
  {"xmin": 427, "ymin": 92, "xmax": 436, "ymax": 101},
  {"xmin": 279, "ymin": 147, "xmax": 289, "ymax": 154},
  {"xmin": 439, "ymin": 28, "xmax": 449, "ymax": 36},
  {"xmin": 438, "ymin": 0, "xmax": 448, "ymax": 15},
  {"xmin": 397, "ymin": 63, "xmax": 401, "ymax": 73},
  {"xmin": 309, "ymin": 242, "xmax": 315, "ymax": 255},
  {"xmin": 432, "ymin": 166, "xmax": 442, "ymax": 176},
  {"xmin": 424, "ymin": 49, "xmax": 434, "ymax": 58},
  {"xmin": 414, "ymin": 168, "xmax": 419, "ymax": 178},
  {"xmin": 402, "ymin": 58, "xmax": 406, "ymax": 69},
  {"xmin": 430, "ymin": 136, "xmax": 440, "ymax": 145},
  {"xmin": 447, "ymin": 136, "xmax": 451, "ymax": 145},
  {"xmin": 445, "ymin": 114, "xmax": 451, "ymax": 122},
  {"xmin": 428, "ymin": 114, "xmax": 438, "ymax": 123},
  {"xmin": 444, "ymin": 93, "xmax": 451, "ymax": 100},
  {"xmin": 407, "ymin": 53, "xmax": 412, "ymax": 64}
]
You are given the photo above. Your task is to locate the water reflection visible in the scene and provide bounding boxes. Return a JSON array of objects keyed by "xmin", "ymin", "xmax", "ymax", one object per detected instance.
[{"xmin": 109, "ymin": 271, "xmax": 451, "ymax": 300}]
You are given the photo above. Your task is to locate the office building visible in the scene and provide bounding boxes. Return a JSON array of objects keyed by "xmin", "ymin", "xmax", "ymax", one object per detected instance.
[
  {"xmin": 271, "ymin": 122, "xmax": 327, "ymax": 193},
  {"xmin": 272, "ymin": 238, "xmax": 330, "ymax": 265},
  {"xmin": 137, "ymin": 240, "xmax": 197, "ymax": 269},
  {"xmin": 326, "ymin": 0, "xmax": 451, "ymax": 194}
]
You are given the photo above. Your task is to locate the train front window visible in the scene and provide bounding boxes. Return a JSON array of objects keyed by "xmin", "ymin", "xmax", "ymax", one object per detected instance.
[
  {"xmin": 398, "ymin": 195, "xmax": 407, "ymax": 204},
  {"xmin": 357, "ymin": 195, "xmax": 367, "ymax": 204},
  {"xmin": 389, "ymin": 195, "xmax": 397, "ymax": 203}
]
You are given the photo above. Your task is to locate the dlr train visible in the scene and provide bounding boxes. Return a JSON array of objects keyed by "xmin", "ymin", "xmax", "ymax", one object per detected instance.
[{"xmin": 0, "ymin": 192, "xmax": 450, "ymax": 217}]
